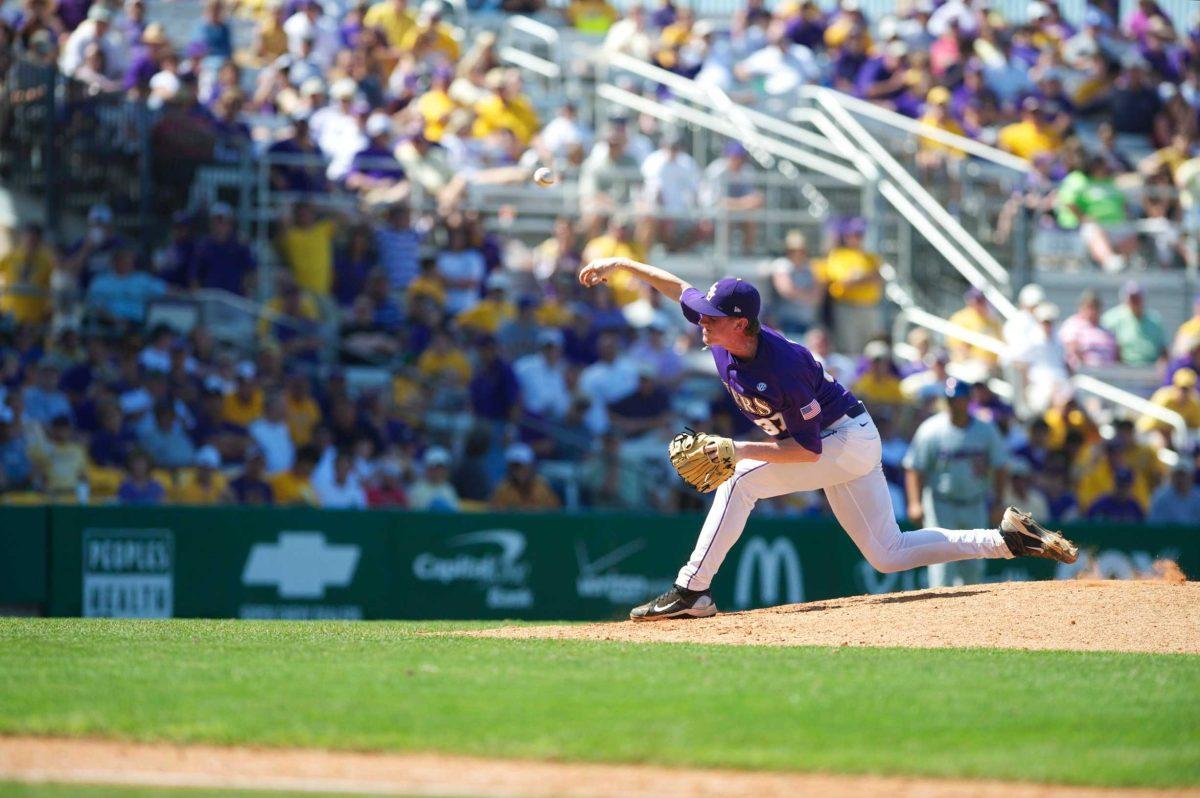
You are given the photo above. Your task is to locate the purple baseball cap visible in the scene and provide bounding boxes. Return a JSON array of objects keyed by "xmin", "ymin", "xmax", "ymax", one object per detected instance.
[{"xmin": 681, "ymin": 278, "xmax": 761, "ymax": 324}]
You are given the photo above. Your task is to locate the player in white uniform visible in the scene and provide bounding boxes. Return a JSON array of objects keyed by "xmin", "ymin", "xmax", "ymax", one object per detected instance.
[
  {"xmin": 578, "ymin": 258, "xmax": 1079, "ymax": 621},
  {"xmin": 904, "ymin": 379, "xmax": 1009, "ymax": 587}
]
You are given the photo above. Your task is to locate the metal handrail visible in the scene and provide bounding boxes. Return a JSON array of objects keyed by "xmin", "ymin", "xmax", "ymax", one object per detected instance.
[
  {"xmin": 507, "ymin": 15, "xmax": 561, "ymax": 46},
  {"xmin": 808, "ymin": 88, "xmax": 1018, "ymax": 309},
  {"xmin": 598, "ymin": 51, "xmax": 849, "ymax": 161},
  {"xmin": 798, "ymin": 92, "xmax": 1031, "ymax": 174},
  {"xmin": 498, "ymin": 46, "xmax": 562, "ymax": 79},
  {"xmin": 595, "ymin": 84, "xmax": 864, "ymax": 186},
  {"xmin": 893, "ymin": 305, "xmax": 1190, "ymax": 457}
]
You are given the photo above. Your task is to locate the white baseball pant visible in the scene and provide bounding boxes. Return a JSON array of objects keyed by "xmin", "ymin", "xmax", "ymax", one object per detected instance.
[{"xmin": 676, "ymin": 411, "xmax": 1013, "ymax": 591}]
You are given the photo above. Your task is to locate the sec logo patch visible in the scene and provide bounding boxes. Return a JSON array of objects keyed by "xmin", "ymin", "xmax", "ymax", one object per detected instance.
[{"xmin": 756, "ymin": 382, "xmax": 767, "ymax": 392}]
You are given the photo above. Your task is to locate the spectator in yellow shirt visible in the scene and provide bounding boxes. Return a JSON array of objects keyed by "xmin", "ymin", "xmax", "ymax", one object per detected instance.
[
  {"xmin": 472, "ymin": 68, "xmax": 540, "ymax": 145},
  {"xmin": 405, "ymin": 259, "xmax": 447, "ymax": 310},
  {"xmin": 853, "ymin": 341, "xmax": 908, "ymax": 412},
  {"xmin": 31, "ymin": 415, "xmax": 89, "ymax": 501},
  {"xmin": 222, "ymin": 363, "xmax": 265, "ymax": 429},
  {"xmin": 173, "ymin": 446, "xmax": 231, "ymax": 504},
  {"xmin": 1042, "ymin": 386, "xmax": 1101, "ymax": 450},
  {"xmin": 399, "ymin": 1, "xmax": 460, "ymax": 62},
  {"xmin": 416, "ymin": 329, "xmax": 472, "ymax": 386},
  {"xmin": 411, "ymin": 67, "xmax": 458, "ymax": 142},
  {"xmin": 566, "ymin": 0, "xmax": 618, "ymax": 34},
  {"xmin": 997, "ymin": 98, "xmax": 1062, "ymax": 161},
  {"xmin": 282, "ymin": 372, "xmax": 321, "ymax": 446},
  {"xmin": 0, "ymin": 223, "xmax": 56, "ymax": 325},
  {"xmin": 277, "ymin": 200, "xmax": 338, "ymax": 297},
  {"xmin": 812, "ymin": 217, "xmax": 883, "ymax": 356},
  {"xmin": 1075, "ymin": 439, "xmax": 1152, "ymax": 512},
  {"xmin": 267, "ymin": 444, "xmax": 320, "ymax": 505},
  {"xmin": 581, "ymin": 217, "xmax": 647, "ymax": 305},
  {"xmin": 948, "ymin": 288, "xmax": 1004, "ymax": 366},
  {"xmin": 456, "ymin": 272, "xmax": 516, "ymax": 335},
  {"xmin": 363, "ymin": 0, "xmax": 415, "ymax": 48},
  {"xmin": 489, "ymin": 443, "xmax": 561, "ymax": 510},
  {"xmin": 1138, "ymin": 368, "xmax": 1200, "ymax": 442}
]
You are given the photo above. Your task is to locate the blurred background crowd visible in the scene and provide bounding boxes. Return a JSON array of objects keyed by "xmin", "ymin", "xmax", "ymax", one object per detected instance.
[{"xmin": 0, "ymin": 0, "xmax": 1199, "ymax": 522}]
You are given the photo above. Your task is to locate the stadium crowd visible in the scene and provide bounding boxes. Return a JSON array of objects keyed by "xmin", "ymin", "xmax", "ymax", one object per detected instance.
[{"xmin": 0, "ymin": 0, "xmax": 1199, "ymax": 521}]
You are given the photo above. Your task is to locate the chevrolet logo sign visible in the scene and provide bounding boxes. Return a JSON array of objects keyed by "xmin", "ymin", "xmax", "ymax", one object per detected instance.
[{"xmin": 242, "ymin": 532, "xmax": 360, "ymax": 599}]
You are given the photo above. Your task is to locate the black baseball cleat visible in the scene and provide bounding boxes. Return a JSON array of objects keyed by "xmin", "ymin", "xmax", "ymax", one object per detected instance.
[
  {"xmin": 630, "ymin": 584, "xmax": 718, "ymax": 622},
  {"xmin": 1000, "ymin": 506, "xmax": 1078, "ymax": 564}
]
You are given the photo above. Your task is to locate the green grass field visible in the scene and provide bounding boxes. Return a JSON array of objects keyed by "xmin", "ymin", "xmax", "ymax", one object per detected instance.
[{"xmin": 1, "ymin": 619, "xmax": 1198, "ymax": 789}]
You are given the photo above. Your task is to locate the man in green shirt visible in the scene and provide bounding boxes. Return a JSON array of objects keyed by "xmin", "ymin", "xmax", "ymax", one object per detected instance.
[
  {"xmin": 1056, "ymin": 155, "xmax": 1138, "ymax": 271},
  {"xmin": 1101, "ymin": 281, "xmax": 1167, "ymax": 366}
]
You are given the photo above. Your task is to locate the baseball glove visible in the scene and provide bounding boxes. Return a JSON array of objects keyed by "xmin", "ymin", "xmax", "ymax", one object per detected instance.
[{"xmin": 669, "ymin": 428, "xmax": 736, "ymax": 493}]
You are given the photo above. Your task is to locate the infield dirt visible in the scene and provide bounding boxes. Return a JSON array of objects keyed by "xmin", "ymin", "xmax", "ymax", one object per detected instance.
[
  {"xmin": 476, "ymin": 580, "xmax": 1200, "ymax": 654},
  {"xmin": 2, "ymin": 737, "xmax": 1198, "ymax": 798}
]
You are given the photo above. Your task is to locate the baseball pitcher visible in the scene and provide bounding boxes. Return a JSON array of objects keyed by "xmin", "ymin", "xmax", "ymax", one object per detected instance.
[{"xmin": 578, "ymin": 258, "xmax": 1078, "ymax": 621}]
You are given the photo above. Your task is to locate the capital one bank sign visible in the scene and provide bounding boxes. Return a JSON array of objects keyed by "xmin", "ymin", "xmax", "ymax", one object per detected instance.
[{"xmin": 733, "ymin": 536, "xmax": 805, "ymax": 609}]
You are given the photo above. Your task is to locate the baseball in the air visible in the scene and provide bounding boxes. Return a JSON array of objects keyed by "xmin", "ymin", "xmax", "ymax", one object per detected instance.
[{"xmin": 533, "ymin": 167, "xmax": 556, "ymax": 186}]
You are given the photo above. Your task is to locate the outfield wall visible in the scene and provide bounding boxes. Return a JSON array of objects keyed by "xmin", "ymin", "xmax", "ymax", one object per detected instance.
[{"xmin": 0, "ymin": 506, "xmax": 1194, "ymax": 619}]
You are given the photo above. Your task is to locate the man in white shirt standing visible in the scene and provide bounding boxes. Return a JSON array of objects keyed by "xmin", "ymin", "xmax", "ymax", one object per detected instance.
[
  {"xmin": 59, "ymin": 5, "xmax": 125, "ymax": 80},
  {"xmin": 578, "ymin": 331, "xmax": 638, "ymax": 434},
  {"xmin": 283, "ymin": 0, "xmax": 339, "ymax": 68},
  {"xmin": 514, "ymin": 330, "xmax": 571, "ymax": 420},
  {"xmin": 734, "ymin": 21, "xmax": 819, "ymax": 99},
  {"xmin": 315, "ymin": 79, "xmax": 365, "ymax": 181},
  {"xmin": 1002, "ymin": 283, "xmax": 1046, "ymax": 350},
  {"xmin": 537, "ymin": 102, "xmax": 593, "ymax": 162},
  {"xmin": 314, "ymin": 448, "xmax": 368, "ymax": 509},
  {"xmin": 639, "ymin": 129, "xmax": 702, "ymax": 252},
  {"xmin": 249, "ymin": 393, "xmax": 296, "ymax": 474}
]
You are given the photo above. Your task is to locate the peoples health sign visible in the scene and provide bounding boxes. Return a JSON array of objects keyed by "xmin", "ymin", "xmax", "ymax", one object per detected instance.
[{"xmin": 82, "ymin": 528, "xmax": 174, "ymax": 618}]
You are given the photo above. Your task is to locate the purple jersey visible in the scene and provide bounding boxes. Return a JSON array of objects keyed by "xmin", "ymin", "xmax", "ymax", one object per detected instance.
[{"xmin": 681, "ymin": 289, "xmax": 858, "ymax": 453}]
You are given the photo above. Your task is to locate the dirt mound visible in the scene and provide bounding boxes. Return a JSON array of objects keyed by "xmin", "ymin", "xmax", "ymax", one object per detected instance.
[{"xmin": 477, "ymin": 580, "xmax": 1200, "ymax": 654}]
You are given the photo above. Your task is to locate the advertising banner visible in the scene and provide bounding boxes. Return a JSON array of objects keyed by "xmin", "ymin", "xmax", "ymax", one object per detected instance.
[{"xmin": 31, "ymin": 506, "xmax": 1200, "ymax": 620}]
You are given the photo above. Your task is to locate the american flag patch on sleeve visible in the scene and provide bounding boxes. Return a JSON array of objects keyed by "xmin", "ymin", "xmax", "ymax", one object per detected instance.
[{"xmin": 800, "ymin": 399, "xmax": 821, "ymax": 420}]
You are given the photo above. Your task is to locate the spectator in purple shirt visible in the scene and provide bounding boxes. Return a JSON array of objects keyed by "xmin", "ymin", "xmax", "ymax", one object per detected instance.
[
  {"xmin": 190, "ymin": 202, "xmax": 256, "ymax": 294},
  {"xmin": 829, "ymin": 27, "xmax": 868, "ymax": 94},
  {"xmin": 268, "ymin": 111, "xmax": 328, "ymax": 193},
  {"xmin": 783, "ymin": 0, "xmax": 825, "ymax": 50},
  {"xmin": 469, "ymin": 336, "xmax": 520, "ymax": 423},
  {"xmin": 117, "ymin": 449, "xmax": 167, "ymax": 504},
  {"xmin": 855, "ymin": 41, "xmax": 909, "ymax": 103},
  {"xmin": 345, "ymin": 113, "xmax": 406, "ymax": 195},
  {"xmin": 649, "ymin": 0, "xmax": 675, "ymax": 29},
  {"xmin": 1085, "ymin": 469, "xmax": 1146, "ymax": 521},
  {"xmin": 123, "ymin": 22, "xmax": 168, "ymax": 91},
  {"xmin": 334, "ymin": 224, "xmax": 377, "ymax": 307}
]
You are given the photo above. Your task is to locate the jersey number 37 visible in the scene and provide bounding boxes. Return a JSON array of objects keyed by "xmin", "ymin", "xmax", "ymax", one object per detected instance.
[{"xmin": 753, "ymin": 412, "xmax": 788, "ymax": 436}]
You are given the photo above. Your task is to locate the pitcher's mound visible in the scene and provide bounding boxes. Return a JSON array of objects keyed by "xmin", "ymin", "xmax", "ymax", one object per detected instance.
[{"xmin": 478, "ymin": 580, "xmax": 1200, "ymax": 654}]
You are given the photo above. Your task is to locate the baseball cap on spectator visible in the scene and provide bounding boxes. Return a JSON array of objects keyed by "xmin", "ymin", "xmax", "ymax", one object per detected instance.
[
  {"xmin": 236, "ymin": 362, "xmax": 257, "ymax": 380},
  {"xmin": 210, "ymin": 202, "xmax": 234, "ymax": 219},
  {"xmin": 864, "ymin": 340, "xmax": 891, "ymax": 361},
  {"xmin": 504, "ymin": 443, "xmax": 535, "ymax": 466},
  {"xmin": 1034, "ymin": 302, "xmax": 1059, "ymax": 322},
  {"xmin": 945, "ymin": 378, "xmax": 973, "ymax": 400},
  {"xmin": 924, "ymin": 347, "xmax": 950, "ymax": 366},
  {"xmin": 1008, "ymin": 458, "xmax": 1031, "ymax": 477},
  {"xmin": 485, "ymin": 271, "xmax": 510, "ymax": 292},
  {"xmin": 1017, "ymin": 284, "xmax": 1045, "ymax": 308},
  {"xmin": 300, "ymin": 78, "xmax": 326, "ymax": 97},
  {"xmin": 366, "ymin": 113, "xmax": 393, "ymax": 138},
  {"xmin": 537, "ymin": 328, "xmax": 564, "ymax": 348},
  {"xmin": 418, "ymin": 0, "xmax": 442, "ymax": 20},
  {"xmin": 330, "ymin": 78, "xmax": 357, "ymax": 100},
  {"xmin": 119, "ymin": 390, "xmax": 153, "ymax": 416},
  {"xmin": 1174, "ymin": 368, "xmax": 1198, "ymax": 389},
  {"xmin": 1020, "ymin": 96, "xmax": 1043, "ymax": 115},
  {"xmin": 423, "ymin": 446, "xmax": 451, "ymax": 468},
  {"xmin": 196, "ymin": 446, "xmax": 222, "ymax": 468},
  {"xmin": 88, "ymin": 204, "xmax": 113, "ymax": 225},
  {"xmin": 661, "ymin": 128, "xmax": 685, "ymax": 148},
  {"xmin": 723, "ymin": 141, "xmax": 748, "ymax": 158},
  {"xmin": 926, "ymin": 86, "xmax": 951, "ymax": 105},
  {"xmin": 142, "ymin": 23, "xmax": 168, "ymax": 45},
  {"xmin": 1026, "ymin": 1, "xmax": 1049, "ymax": 19},
  {"xmin": 1120, "ymin": 280, "xmax": 1143, "ymax": 300},
  {"xmin": 692, "ymin": 19, "xmax": 716, "ymax": 37},
  {"xmin": 680, "ymin": 277, "xmax": 761, "ymax": 323},
  {"xmin": 88, "ymin": 4, "xmax": 112, "ymax": 22},
  {"xmin": 1083, "ymin": 6, "xmax": 1111, "ymax": 28},
  {"xmin": 884, "ymin": 40, "xmax": 907, "ymax": 58},
  {"xmin": 964, "ymin": 287, "xmax": 985, "ymax": 302}
]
